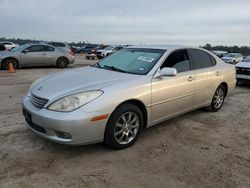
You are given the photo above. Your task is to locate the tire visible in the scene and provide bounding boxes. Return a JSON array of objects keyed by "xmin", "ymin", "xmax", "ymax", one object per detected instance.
[
  {"xmin": 56, "ymin": 57, "xmax": 68, "ymax": 68},
  {"xmin": 1, "ymin": 58, "xmax": 18, "ymax": 70},
  {"xmin": 104, "ymin": 103, "xmax": 143, "ymax": 149},
  {"xmin": 207, "ymin": 84, "xmax": 226, "ymax": 112}
]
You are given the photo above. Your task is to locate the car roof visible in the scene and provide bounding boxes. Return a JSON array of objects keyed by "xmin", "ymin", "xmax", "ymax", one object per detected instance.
[
  {"xmin": 0, "ymin": 41, "xmax": 14, "ymax": 44},
  {"xmin": 126, "ymin": 45, "xmax": 199, "ymax": 51},
  {"xmin": 23, "ymin": 43, "xmax": 55, "ymax": 48}
]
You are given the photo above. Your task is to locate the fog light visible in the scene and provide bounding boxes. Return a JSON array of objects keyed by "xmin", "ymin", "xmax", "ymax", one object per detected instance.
[{"xmin": 55, "ymin": 131, "xmax": 72, "ymax": 139}]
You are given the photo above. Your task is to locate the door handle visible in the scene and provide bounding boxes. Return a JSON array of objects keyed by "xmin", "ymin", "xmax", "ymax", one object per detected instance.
[
  {"xmin": 187, "ymin": 75, "xmax": 195, "ymax": 81},
  {"xmin": 215, "ymin": 71, "xmax": 221, "ymax": 76}
]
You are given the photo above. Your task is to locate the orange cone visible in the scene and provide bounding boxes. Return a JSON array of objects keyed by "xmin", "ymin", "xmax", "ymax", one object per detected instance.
[{"xmin": 8, "ymin": 63, "xmax": 16, "ymax": 73}]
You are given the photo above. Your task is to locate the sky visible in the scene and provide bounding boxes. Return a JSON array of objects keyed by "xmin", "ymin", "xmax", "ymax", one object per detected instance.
[{"xmin": 0, "ymin": 0, "xmax": 250, "ymax": 46}]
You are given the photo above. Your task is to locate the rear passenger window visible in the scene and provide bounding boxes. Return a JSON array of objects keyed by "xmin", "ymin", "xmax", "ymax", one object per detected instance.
[
  {"xmin": 188, "ymin": 49, "xmax": 214, "ymax": 70},
  {"xmin": 161, "ymin": 49, "xmax": 190, "ymax": 73}
]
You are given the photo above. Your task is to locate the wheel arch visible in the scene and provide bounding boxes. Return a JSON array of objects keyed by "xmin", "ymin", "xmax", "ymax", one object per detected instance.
[
  {"xmin": 110, "ymin": 99, "xmax": 148, "ymax": 129},
  {"xmin": 57, "ymin": 56, "xmax": 69, "ymax": 62},
  {"xmin": 1, "ymin": 57, "xmax": 19, "ymax": 69},
  {"xmin": 220, "ymin": 82, "xmax": 228, "ymax": 96}
]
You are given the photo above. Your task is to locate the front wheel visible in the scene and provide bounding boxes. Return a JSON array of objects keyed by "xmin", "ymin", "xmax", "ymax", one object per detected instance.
[
  {"xmin": 1, "ymin": 58, "xmax": 18, "ymax": 70},
  {"xmin": 207, "ymin": 85, "xmax": 226, "ymax": 112},
  {"xmin": 104, "ymin": 103, "xmax": 143, "ymax": 149}
]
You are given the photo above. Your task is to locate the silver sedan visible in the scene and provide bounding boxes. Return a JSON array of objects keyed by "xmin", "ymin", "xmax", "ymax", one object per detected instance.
[
  {"xmin": 0, "ymin": 43, "xmax": 74, "ymax": 70},
  {"xmin": 22, "ymin": 45, "xmax": 236, "ymax": 149}
]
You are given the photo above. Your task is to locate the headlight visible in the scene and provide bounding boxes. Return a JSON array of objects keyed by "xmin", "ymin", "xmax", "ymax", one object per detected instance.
[{"xmin": 47, "ymin": 90, "xmax": 103, "ymax": 112}]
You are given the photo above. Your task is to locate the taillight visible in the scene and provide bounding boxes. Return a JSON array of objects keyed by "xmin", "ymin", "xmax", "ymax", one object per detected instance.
[{"xmin": 68, "ymin": 49, "xmax": 74, "ymax": 55}]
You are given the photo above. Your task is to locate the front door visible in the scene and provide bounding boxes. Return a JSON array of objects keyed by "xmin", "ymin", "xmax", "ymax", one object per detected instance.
[{"xmin": 151, "ymin": 49, "xmax": 195, "ymax": 123}]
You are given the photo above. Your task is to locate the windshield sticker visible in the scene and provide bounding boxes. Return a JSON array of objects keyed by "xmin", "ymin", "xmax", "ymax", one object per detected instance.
[{"xmin": 137, "ymin": 56, "xmax": 155, "ymax": 63}]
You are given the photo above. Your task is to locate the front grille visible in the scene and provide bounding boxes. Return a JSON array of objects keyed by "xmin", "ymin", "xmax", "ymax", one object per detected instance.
[
  {"xmin": 96, "ymin": 52, "xmax": 102, "ymax": 55},
  {"xmin": 237, "ymin": 68, "xmax": 250, "ymax": 75},
  {"xmin": 30, "ymin": 93, "xmax": 49, "ymax": 108}
]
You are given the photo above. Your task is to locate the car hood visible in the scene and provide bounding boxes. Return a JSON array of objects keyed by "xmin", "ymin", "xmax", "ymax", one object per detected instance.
[
  {"xmin": 30, "ymin": 66, "xmax": 138, "ymax": 100},
  {"xmin": 236, "ymin": 61, "xmax": 250, "ymax": 68}
]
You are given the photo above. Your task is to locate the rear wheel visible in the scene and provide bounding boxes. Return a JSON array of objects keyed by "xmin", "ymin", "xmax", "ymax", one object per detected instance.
[
  {"xmin": 207, "ymin": 84, "xmax": 226, "ymax": 112},
  {"xmin": 104, "ymin": 103, "xmax": 143, "ymax": 149},
  {"xmin": 56, "ymin": 57, "xmax": 68, "ymax": 68},
  {"xmin": 1, "ymin": 58, "xmax": 18, "ymax": 70}
]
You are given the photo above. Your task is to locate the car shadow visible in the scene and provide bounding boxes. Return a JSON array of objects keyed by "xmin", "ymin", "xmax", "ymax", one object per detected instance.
[{"xmin": 236, "ymin": 81, "xmax": 250, "ymax": 88}]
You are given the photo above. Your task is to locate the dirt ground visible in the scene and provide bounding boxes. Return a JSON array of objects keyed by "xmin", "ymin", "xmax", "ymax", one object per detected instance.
[{"xmin": 0, "ymin": 54, "xmax": 250, "ymax": 188}]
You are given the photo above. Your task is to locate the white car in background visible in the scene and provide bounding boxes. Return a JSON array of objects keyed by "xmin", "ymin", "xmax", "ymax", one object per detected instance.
[
  {"xmin": 212, "ymin": 50, "xmax": 228, "ymax": 58},
  {"xmin": 221, "ymin": 53, "xmax": 243, "ymax": 64},
  {"xmin": 0, "ymin": 41, "xmax": 18, "ymax": 50},
  {"xmin": 236, "ymin": 55, "xmax": 250, "ymax": 83},
  {"xmin": 96, "ymin": 45, "xmax": 124, "ymax": 59}
]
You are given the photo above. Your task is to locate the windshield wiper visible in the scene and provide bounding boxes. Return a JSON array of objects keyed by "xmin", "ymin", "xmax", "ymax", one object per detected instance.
[
  {"xmin": 103, "ymin": 65, "xmax": 127, "ymax": 73},
  {"xmin": 91, "ymin": 62, "xmax": 101, "ymax": 68}
]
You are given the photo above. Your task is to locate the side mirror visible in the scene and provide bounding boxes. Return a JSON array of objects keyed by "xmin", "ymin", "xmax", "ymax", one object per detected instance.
[
  {"xmin": 159, "ymin": 67, "xmax": 177, "ymax": 77},
  {"xmin": 22, "ymin": 49, "xmax": 28, "ymax": 53}
]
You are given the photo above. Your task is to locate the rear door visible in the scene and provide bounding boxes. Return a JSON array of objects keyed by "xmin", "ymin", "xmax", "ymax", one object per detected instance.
[{"xmin": 188, "ymin": 49, "xmax": 221, "ymax": 108}]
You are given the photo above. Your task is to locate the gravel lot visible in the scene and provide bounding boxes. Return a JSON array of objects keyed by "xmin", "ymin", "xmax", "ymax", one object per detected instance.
[{"xmin": 0, "ymin": 54, "xmax": 250, "ymax": 188}]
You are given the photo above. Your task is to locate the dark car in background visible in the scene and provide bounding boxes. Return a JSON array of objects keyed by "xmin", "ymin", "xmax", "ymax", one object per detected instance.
[
  {"xmin": 76, "ymin": 45, "xmax": 97, "ymax": 53},
  {"xmin": 88, "ymin": 45, "xmax": 108, "ymax": 55},
  {"xmin": 0, "ymin": 44, "xmax": 6, "ymax": 51}
]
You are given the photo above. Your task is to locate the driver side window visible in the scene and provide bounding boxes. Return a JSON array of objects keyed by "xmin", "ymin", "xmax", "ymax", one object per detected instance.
[{"xmin": 161, "ymin": 49, "xmax": 191, "ymax": 73}]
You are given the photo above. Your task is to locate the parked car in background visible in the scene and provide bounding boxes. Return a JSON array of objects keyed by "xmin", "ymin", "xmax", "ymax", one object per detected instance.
[
  {"xmin": 96, "ymin": 45, "xmax": 124, "ymax": 59},
  {"xmin": 212, "ymin": 50, "xmax": 228, "ymax": 58},
  {"xmin": 221, "ymin": 53, "xmax": 243, "ymax": 64},
  {"xmin": 236, "ymin": 55, "xmax": 250, "ymax": 83},
  {"xmin": 0, "ymin": 43, "xmax": 74, "ymax": 70},
  {"xmin": 0, "ymin": 41, "xmax": 18, "ymax": 50},
  {"xmin": 88, "ymin": 45, "xmax": 108, "ymax": 55},
  {"xmin": 22, "ymin": 45, "xmax": 236, "ymax": 149},
  {"xmin": 76, "ymin": 45, "xmax": 97, "ymax": 53}
]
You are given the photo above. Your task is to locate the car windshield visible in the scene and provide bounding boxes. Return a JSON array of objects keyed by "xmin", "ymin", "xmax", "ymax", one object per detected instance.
[
  {"xmin": 104, "ymin": 46, "xmax": 114, "ymax": 50},
  {"xmin": 243, "ymin": 56, "xmax": 250, "ymax": 62},
  {"xmin": 11, "ymin": 44, "xmax": 29, "ymax": 52},
  {"xmin": 223, "ymin": 53, "xmax": 237, "ymax": 58},
  {"xmin": 93, "ymin": 48, "xmax": 166, "ymax": 75}
]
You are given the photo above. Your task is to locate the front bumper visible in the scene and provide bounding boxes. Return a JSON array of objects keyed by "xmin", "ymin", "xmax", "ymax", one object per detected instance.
[
  {"xmin": 237, "ymin": 74, "xmax": 250, "ymax": 81},
  {"xmin": 22, "ymin": 95, "xmax": 108, "ymax": 145}
]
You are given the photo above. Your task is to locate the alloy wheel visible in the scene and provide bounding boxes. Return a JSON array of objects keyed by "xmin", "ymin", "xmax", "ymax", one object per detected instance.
[
  {"xmin": 213, "ymin": 87, "xmax": 224, "ymax": 109},
  {"xmin": 114, "ymin": 112, "xmax": 140, "ymax": 145}
]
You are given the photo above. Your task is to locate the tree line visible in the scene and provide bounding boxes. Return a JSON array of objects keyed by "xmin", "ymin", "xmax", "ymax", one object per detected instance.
[
  {"xmin": 201, "ymin": 43, "xmax": 250, "ymax": 56},
  {"xmin": 0, "ymin": 37, "xmax": 87, "ymax": 47},
  {"xmin": 1, "ymin": 38, "xmax": 250, "ymax": 55}
]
